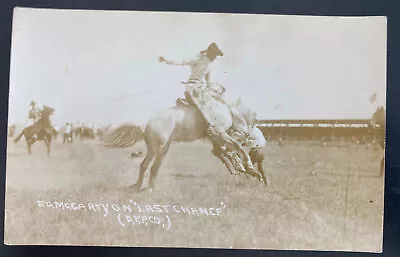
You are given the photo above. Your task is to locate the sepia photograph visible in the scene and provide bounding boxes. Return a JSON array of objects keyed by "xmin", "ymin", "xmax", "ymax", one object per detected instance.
[{"xmin": 5, "ymin": 8, "xmax": 386, "ymax": 252}]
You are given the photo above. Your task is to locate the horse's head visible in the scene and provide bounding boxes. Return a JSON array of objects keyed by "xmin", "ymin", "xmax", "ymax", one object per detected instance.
[
  {"xmin": 231, "ymin": 100, "xmax": 257, "ymax": 128},
  {"xmin": 245, "ymin": 110, "xmax": 257, "ymax": 128},
  {"xmin": 40, "ymin": 106, "xmax": 55, "ymax": 118}
]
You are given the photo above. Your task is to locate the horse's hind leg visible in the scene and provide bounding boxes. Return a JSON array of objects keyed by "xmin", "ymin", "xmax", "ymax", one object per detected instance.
[
  {"xmin": 132, "ymin": 151, "xmax": 154, "ymax": 191},
  {"xmin": 148, "ymin": 154, "xmax": 165, "ymax": 190},
  {"xmin": 148, "ymin": 141, "xmax": 171, "ymax": 190}
]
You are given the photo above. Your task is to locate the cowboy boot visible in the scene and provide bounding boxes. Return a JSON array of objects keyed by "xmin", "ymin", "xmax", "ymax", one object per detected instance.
[
  {"xmin": 176, "ymin": 98, "xmax": 189, "ymax": 106},
  {"xmin": 176, "ymin": 90, "xmax": 195, "ymax": 106},
  {"xmin": 184, "ymin": 91, "xmax": 196, "ymax": 105}
]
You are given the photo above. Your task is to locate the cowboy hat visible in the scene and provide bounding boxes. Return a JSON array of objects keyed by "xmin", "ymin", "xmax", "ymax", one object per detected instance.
[
  {"xmin": 202, "ymin": 42, "xmax": 224, "ymax": 61},
  {"xmin": 208, "ymin": 42, "xmax": 223, "ymax": 55}
]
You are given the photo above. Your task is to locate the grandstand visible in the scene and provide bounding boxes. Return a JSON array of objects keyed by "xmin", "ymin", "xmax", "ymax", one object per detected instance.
[{"xmin": 256, "ymin": 119, "xmax": 383, "ymax": 143}]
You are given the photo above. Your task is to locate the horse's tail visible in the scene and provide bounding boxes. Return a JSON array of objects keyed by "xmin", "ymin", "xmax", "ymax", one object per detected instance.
[
  {"xmin": 13, "ymin": 128, "xmax": 25, "ymax": 143},
  {"xmin": 100, "ymin": 123, "xmax": 144, "ymax": 148}
]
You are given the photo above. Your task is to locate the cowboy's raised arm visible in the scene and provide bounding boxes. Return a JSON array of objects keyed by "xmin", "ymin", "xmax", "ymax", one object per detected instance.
[
  {"xmin": 159, "ymin": 56, "xmax": 195, "ymax": 66},
  {"xmin": 205, "ymin": 72, "xmax": 210, "ymax": 83}
]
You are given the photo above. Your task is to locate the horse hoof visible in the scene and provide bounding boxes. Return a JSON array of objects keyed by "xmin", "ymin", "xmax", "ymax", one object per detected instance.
[
  {"xmin": 263, "ymin": 177, "xmax": 270, "ymax": 187},
  {"xmin": 128, "ymin": 184, "xmax": 141, "ymax": 192},
  {"xmin": 143, "ymin": 187, "xmax": 153, "ymax": 193},
  {"xmin": 246, "ymin": 167, "xmax": 256, "ymax": 174}
]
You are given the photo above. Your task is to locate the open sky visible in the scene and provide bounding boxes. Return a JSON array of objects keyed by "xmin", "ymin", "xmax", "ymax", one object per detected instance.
[{"xmin": 8, "ymin": 8, "xmax": 387, "ymax": 126}]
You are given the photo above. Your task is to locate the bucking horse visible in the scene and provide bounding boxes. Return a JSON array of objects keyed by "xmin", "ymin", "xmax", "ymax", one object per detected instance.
[
  {"xmin": 102, "ymin": 86, "xmax": 268, "ymax": 192},
  {"xmin": 13, "ymin": 106, "xmax": 55, "ymax": 155}
]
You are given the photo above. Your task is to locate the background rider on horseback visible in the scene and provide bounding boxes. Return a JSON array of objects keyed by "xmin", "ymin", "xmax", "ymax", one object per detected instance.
[
  {"xmin": 28, "ymin": 101, "xmax": 55, "ymax": 136},
  {"xmin": 28, "ymin": 101, "xmax": 40, "ymax": 125},
  {"xmin": 15, "ymin": 103, "xmax": 55, "ymax": 155}
]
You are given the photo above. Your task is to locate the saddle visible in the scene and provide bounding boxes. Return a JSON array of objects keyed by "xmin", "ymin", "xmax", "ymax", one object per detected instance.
[
  {"xmin": 179, "ymin": 83, "xmax": 251, "ymax": 131},
  {"xmin": 177, "ymin": 81, "xmax": 256, "ymax": 147}
]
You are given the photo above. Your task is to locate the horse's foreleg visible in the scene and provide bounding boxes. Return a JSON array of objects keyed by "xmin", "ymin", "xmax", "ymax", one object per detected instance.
[
  {"xmin": 211, "ymin": 143, "xmax": 239, "ymax": 175},
  {"xmin": 14, "ymin": 129, "xmax": 25, "ymax": 144},
  {"xmin": 216, "ymin": 151, "xmax": 239, "ymax": 175},
  {"xmin": 221, "ymin": 154, "xmax": 238, "ymax": 175},
  {"xmin": 148, "ymin": 140, "xmax": 171, "ymax": 190},
  {"xmin": 250, "ymin": 149, "xmax": 269, "ymax": 186},
  {"xmin": 25, "ymin": 138, "xmax": 32, "ymax": 155},
  {"xmin": 212, "ymin": 131, "xmax": 255, "ymax": 172},
  {"xmin": 45, "ymin": 137, "xmax": 52, "ymax": 156}
]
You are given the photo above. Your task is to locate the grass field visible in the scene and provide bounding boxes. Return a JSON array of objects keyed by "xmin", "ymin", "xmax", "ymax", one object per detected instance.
[{"xmin": 4, "ymin": 138, "xmax": 384, "ymax": 252}]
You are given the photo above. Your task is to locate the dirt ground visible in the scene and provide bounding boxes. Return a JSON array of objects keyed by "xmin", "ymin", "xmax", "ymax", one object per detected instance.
[{"xmin": 4, "ymin": 138, "xmax": 384, "ymax": 252}]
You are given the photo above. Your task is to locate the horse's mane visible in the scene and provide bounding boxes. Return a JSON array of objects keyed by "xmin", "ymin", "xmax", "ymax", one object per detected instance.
[{"xmin": 37, "ymin": 106, "xmax": 54, "ymax": 128}]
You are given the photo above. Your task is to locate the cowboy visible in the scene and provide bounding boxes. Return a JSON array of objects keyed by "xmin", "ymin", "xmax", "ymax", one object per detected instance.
[
  {"xmin": 63, "ymin": 122, "xmax": 73, "ymax": 143},
  {"xmin": 65, "ymin": 123, "xmax": 72, "ymax": 133},
  {"xmin": 28, "ymin": 101, "xmax": 40, "ymax": 125},
  {"xmin": 159, "ymin": 42, "xmax": 225, "ymax": 105}
]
